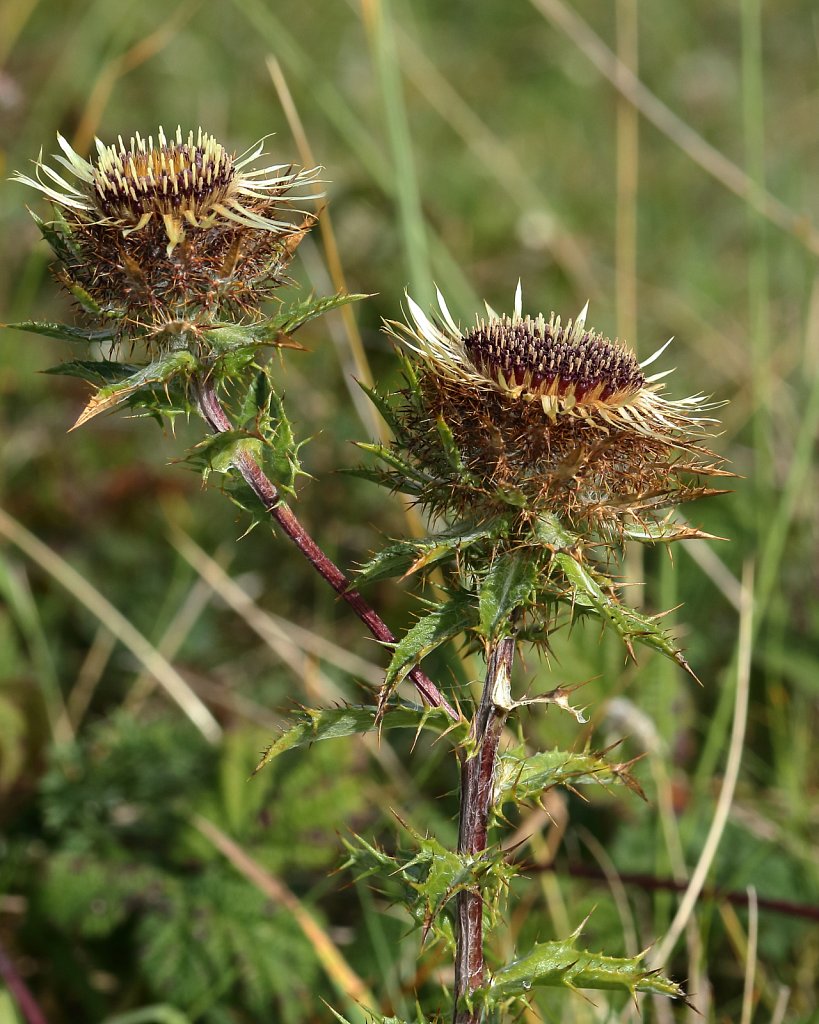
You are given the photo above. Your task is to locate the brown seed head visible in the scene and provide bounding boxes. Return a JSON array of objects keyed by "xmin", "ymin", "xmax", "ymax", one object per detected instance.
[
  {"xmin": 384, "ymin": 285, "xmax": 726, "ymax": 536},
  {"xmin": 463, "ymin": 314, "xmax": 645, "ymax": 407},
  {"xmin": 15, "ymin": 128, "xmax": 322, "ymax": 336}
]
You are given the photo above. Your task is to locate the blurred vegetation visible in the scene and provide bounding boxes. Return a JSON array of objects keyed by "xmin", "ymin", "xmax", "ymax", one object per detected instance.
[{"xmin": 0, "ymin": 0, "xmax": 817, "ymax": 1021}]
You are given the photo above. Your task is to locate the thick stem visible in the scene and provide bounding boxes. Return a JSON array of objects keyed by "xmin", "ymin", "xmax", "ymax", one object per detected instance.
[
  {"xmin": 193, "ymin": 376, "xmax": 457, "ymax": 720},
  {"xmin": 453, "ymin": 636, "xmax": 516, "ymax": 1024}
]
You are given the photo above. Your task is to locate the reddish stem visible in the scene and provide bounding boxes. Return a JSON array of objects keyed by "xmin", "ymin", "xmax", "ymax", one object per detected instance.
[
  {"xmin": 193, "ymin": 376, "xmax": 457, "ymax": 720},
  {"xmin": 453, "ymin": 636, "xmax": 515, "ymax": 1024},
  {"xmin": 0, "ymin": 940, "xmax": 49, "ymax": 1024}
]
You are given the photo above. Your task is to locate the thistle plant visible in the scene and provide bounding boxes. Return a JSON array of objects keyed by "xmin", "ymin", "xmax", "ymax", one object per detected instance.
[
  {"xmin": 332, "ymin": 286, "xmax": 727, "ymax": 1021},
  {"xmin": 13, "ymin": 126, "xmax": 452, "ymax": 716},
  {"xmin": 14, "ymin": 128, "xmax": 726, "ymax": 1023}
]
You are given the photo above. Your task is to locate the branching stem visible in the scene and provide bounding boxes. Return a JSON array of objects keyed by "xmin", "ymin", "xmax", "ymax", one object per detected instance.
[
  {"xmin": 193, "ymin": 375, "xmax": 457, "ymax": 720},
  {"xmin": 454, "ymin": 635, "xmax": 516, "ymax": 1023}
]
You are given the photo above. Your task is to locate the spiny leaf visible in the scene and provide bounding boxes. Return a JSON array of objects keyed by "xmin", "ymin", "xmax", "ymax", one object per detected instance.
[
  {"xmin": 478, "ymin": 551, "xmax": 537, "ymax": 641},
  {"xmin": 621, "ymin": 514, "xmax": 723, "ymax": 544},
  {"xmin": 276, "ymin": 290, "xmax": 369, "ymax": 334},
  {"xmin": 205, "ymin": 322, "xmax": 304, "ymax": 354},
  {"xmin": 5, "ymin": 320, "xmax": 118, "ymax": 344},
  {"xmin": 207, "ymin": 294, "xmax": 367, "ymax": 355},
  {"xmin": 355, "ymin": 441, "xmax": 430, "ymax": 484},
  {"xmin": 493, "ymin": 746, "xmax": 645, "ymax": 814},
  {"xmin": 532, "ymin": 515, "xmax": 696, "ymax": 677},
  {"xmin": 379, "ymin": 593, "xmax": 478, "ymax": 715},
  {"xmin": 192, "ymin": 377, "xmax": 305, "ymax": 498},
  {"xmin": 31, "ymin": 207, "xmax": 84, "ymax": 263},
  {"xmin": 356, "ymin": 380, "xmax": 403, "ymax": 435},
  {"xmin": 44, "ymin": 360, "xmax": 140, "ymax": 385},
  {"xmin": 70, "ymin": 351, "xmax": 199, "ymax": 429},
  {"xmin": 343, "ymin": 829, "xmax": 513, "ymax": 949},
  {"xmin": 357, "ymin": 522, "xmax": 496, "ymax": 587},
  {"xmin": 253, "ymin": 703, "xmax": 467, "ymax": 775},
  {"xmin": 237, "ymin": 367, "xmax": 274, "ymax": 428},
  {"xmin": 435, "ymin": 415, "xmax": 467, "ymax": 474},
  {"xmin": 341, "ymin": 834, "xmax": 454, "ymax": 946},
  {"xmin": 257, "ymin": 389, "xmax": 305, "ymax": 496},
  {"xmin": 479, "ymin": 931, "xmax": 686, "ymax": 1005},
  {"xmin": 553, "ymin": 550, "xmax": 698, "ymax": 679},
  {"xmin": 356, "ymin": 541, "xmax": 425, "ymax": 587},
  {"xmin": 192, "ymin": 430, "xmax": 265, "ymax": 479},
  {"xmin": 54, "ymin": 272, "xmax": 109, "ymax": 316}
]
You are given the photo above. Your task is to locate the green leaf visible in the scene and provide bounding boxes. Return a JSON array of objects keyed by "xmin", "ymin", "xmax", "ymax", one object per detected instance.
[
  {"xmin": 69, "ymin": 350, "xmax": 199, "ymax": 429},
  {"xmin": 32, "ymin": 207, "xmax": 84, "ymax": 263},
  {"xmin": 436, "ymin": 415, "xmax": 467, "ymax": 474},
  {"xmin": 209, "ymin": 293, "xmax": 367, "ymax": 352},
  {"xmin": 253, "ymin": 702, "xmax": 466, "ymax": 775},
  {"xmin": 355, "ymin": 441, "xmax": 429, "ymax": 484},
  {"xmin": 6, "ymin": 320, "xmax": 117, "ymax": 344},
  {"xmin": 44, "ymin": 360, "xmax": 140, "ymax": 385},
  {"xmin": 621, "ymin": 515, "xmax": 720, "ymax": 544},
  {"xmin": 379, "ymin": 593, "xmax": 478, "ymax": 711},
  {"xmin": 356, "ymin": 380, "xmax": 403, "ymax": 435},
  {"xmin": 258, "ymin": 389, "xmax": 305, "ymax": 496},
  {"xmin": 553, "ymin": 550, "xmax": 698, "ymax": 679},
  {"xmin": 272, "ymin": 291, "xmax": 369, "ymax": 335},
  {"xmin": 193, "ymin": 430, "xmax": 265, "ymax": 478},
  {"xmin": 478, "ymin": 552, "xmax": 537, "ymax": 640},
  {"xmin": 479, "ymin": 928, "xmax": 686, "ymax": 1005},
  {"xmin": 356, "ymin": 541, "xmax": 424, "ymax": 586},
  {"xmin": 395, "ymin": 350, "xmax": 423, "ymax": 414},
  {"xmin": 343, "ymin": 827, "xmax": 514, "ymax": 949},
  {"xmin": 493, "ymin": 747, "xmax": 645, "ymax": 813},
  {"xmin": 531, "ymin": 514, "xmax": 696, "ymax": 675},
  {"xmin": 357, "ymin": 521, "xmax": 497, "ymax": 587},
  {"xmin": 532, "ymin": 511, "xmax": 578, "ymax": 550}
]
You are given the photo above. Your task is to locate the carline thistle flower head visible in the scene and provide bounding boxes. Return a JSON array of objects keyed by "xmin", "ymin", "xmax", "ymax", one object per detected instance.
[
  {"xmin": 15, "ymin": 127, "xmax": 321, "ymax": 333},
  {"xmin": 385, "ymin": 283, "xmax": 725, "ymax": 535},
  {"xmin": 17, "ymin": 126, "xmax": 320, "ymax": 252}
]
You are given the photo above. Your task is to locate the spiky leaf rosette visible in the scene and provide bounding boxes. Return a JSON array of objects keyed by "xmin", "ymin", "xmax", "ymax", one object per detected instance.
[
  {"xmin": 381, "ymin": 283, "xmax": 726, "ymax": 541},
  {"xmin": 15, "ymin": 127, "xmax": 321, "ymax": 336}
]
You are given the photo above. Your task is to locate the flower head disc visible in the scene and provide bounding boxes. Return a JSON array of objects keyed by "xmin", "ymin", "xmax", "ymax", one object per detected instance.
[
  {"xmin": 16, "ymin": 126, "xmax": 320, "ymax": 253},
  {"xmin": 383, "ymin": 285, "xmax": 726, "ymax": 533},
  {"xmin": 389, "ymin": 284, "xmax": 714, "ymax": 441}
]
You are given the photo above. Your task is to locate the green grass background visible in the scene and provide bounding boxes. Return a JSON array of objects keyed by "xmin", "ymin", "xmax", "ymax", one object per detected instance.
[{"xmin": 0, "ymin": 1, "xmax": 817, "ymax": 1021}]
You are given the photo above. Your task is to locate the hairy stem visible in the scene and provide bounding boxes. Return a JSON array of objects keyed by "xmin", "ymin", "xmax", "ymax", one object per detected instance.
[
  {"xmin": 454, "ymin": 636, "xmax": 516, "ymax": 1023},
  {"xmin": 193, "ymin": 375, "xmax": 457, "ymax": 720}
]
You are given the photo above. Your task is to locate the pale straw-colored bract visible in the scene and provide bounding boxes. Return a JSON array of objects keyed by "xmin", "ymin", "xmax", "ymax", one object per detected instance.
[
  {"xmin": 386, "ymin": 282, "xmax": 718, "ymax": 442},
  {"xmin": 14, "ymin": 126, "xmax": 321, "ymax": 253}
]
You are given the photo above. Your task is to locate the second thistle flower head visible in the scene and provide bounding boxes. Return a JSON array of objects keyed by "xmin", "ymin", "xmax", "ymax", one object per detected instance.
[
  {"xmin": 384, "ymin": 284, "xmax": 724, "ymax": 538},
  {"xmin": 15, "ymin": 127, "xmax": 321, "ymax": 335}
]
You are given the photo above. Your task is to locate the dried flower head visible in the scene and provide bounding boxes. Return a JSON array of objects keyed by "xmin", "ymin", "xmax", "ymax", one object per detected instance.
[
  {"xmin": 384, "ymin": 284, "xmax": 725, "ymax": 536},
  {"xmin": 16, "ymin": 126, "xmax": 319, "ymax": 252},
  {"xmin": 15, "ymin": 127, "xmax": 321, "ymax": 335}
]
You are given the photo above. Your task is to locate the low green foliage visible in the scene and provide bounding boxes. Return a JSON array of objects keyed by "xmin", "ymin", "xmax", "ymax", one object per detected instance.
[{"xmin": 8, "ymin": 713, "xmax": 367, "ymax": 1022}]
